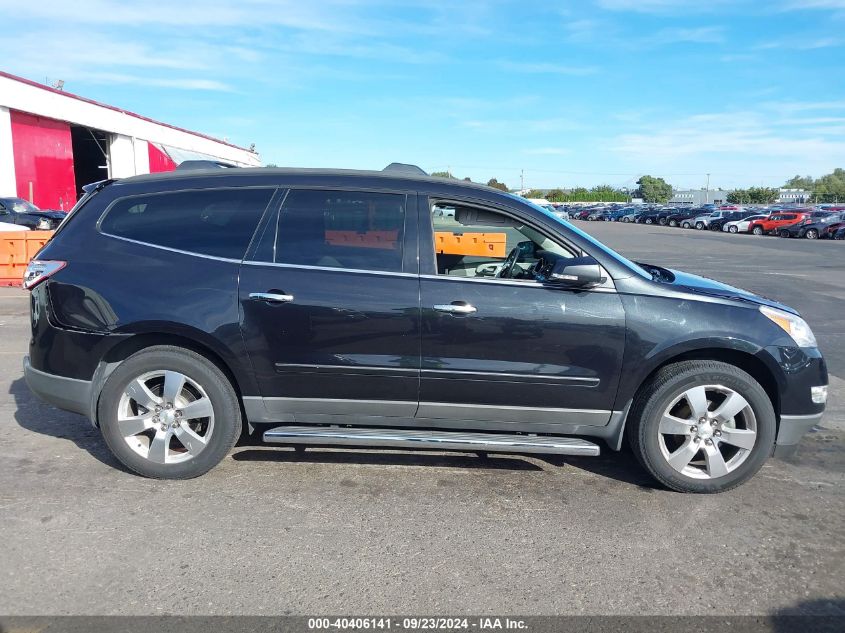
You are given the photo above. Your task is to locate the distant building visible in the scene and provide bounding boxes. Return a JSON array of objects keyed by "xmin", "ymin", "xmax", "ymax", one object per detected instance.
[
  {"xmin": 778, "ymin": 189, "xmax": 811, "ymax": 204},
  {"xmin": 1, "ymin": 71, "xmax": 260, "ymax": 210},
  {"xmin": 669, "ymin": 189, "xmax": 732, "ymax": 206}
]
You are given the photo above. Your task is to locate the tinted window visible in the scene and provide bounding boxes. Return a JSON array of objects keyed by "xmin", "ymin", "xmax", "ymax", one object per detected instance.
[
  {"xmin": 274, "ymin": 189, "xmax": 406, "ymax": 273},
  {"xmin": 101, "ymin": 188, "xmax": 274, "ymax": 259}
]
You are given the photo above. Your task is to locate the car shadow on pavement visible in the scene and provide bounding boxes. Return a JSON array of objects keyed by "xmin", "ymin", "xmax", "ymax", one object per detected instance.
[
  {"xmin": 231, "ymin": 446, "xmax": 545, "ymax": 471},
  {"xmin": 232, "ymin": 437, "xmax": 662, "ymax": 487},
  {"xmin": 9, "ymin": 376, "xmax": 131, "ymax": 473},
  {"xmin": 538, "ymin": 448, "xmax": 663, "ymax": 491}
]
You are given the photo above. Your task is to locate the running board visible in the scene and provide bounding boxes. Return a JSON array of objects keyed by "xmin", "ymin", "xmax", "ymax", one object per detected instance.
[{"xmin": 262, "ymin": 426, "xmax": 600, "ymax": 456}]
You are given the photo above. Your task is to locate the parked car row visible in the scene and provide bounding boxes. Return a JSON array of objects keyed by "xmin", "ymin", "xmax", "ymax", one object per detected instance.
[{"xmin": 556, "ymin": 201, "xmax": 845, "ymax": 241}]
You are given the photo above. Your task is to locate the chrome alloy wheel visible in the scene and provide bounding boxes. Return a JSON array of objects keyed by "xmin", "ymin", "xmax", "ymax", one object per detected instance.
[
  {"xmin": 117, "ymin": 370, "xmax": 215, "ymax": 464},
  {"xmin": 657, "ymin": 385, "xmax": 757, "ymax": 480}
]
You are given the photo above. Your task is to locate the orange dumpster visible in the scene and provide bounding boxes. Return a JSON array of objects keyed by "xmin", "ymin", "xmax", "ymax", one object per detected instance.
[
  {"xmin": 434, "ymin": 231, "xmax": 506, "ymax": 258},
  {"xmin": 0, "ymin": 230, "xmax": 54, "ymax": 286}
]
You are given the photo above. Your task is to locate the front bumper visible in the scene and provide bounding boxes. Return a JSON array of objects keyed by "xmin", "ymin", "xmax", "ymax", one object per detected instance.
[
  {"xmin": 23, "ymin": 355, "xmax": 92, "ymax": 419},
  {"xmin": 773, "ymin": 412, "xmax": 824, "ymax": 458}
]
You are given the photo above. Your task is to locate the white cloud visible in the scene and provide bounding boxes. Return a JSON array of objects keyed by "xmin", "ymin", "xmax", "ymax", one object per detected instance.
[
  {"xmin": 609, "ymin": 109, "xmax": 845, "ymax": 182},
  {"xmin": 522, "ymin": 148, "xmax": 572, "ymax": 155},
  {"xmin": 596, "ymin": 0, "xmax": 736, "ymax": 13},
  {"xmin": 497, "ymin": 61, "xmax": 599, "ymax": 75}
]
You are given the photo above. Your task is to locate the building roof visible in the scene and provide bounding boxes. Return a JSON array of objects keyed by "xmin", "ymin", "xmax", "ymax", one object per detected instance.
[{"xmin": 0, "ymin": 71, "xmax": 253, "ymax": 153}]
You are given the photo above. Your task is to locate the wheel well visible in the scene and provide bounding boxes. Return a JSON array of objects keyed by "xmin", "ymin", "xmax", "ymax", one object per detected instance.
[
  {"xmin": 643, "ymin": 348, "xmax": 781, "ymax": 420},
  {"xmin": 98, "ymin": 333, "xmax": 247, "ymax": 431}
]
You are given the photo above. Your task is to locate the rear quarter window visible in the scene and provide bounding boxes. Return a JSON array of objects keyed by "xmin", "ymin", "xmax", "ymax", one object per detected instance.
[{"xmin": 100, "ymin": 188, "xmax": 275, "ymax": 259}]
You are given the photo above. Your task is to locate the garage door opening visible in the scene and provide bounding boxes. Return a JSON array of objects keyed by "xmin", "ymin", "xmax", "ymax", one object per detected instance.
[{"xmin": 70, "ymin": 125, "xmax": 110, "ymax": 199}]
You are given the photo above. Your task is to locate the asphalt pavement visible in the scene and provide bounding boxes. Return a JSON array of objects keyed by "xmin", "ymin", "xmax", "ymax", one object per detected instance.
[{"xmin": 0, "ymin": 223, "xmax": 842, "ymax": 616}]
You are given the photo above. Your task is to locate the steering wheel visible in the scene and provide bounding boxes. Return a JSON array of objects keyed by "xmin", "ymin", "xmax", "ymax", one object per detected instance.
[{"xmin": 497, "ymin": 246, "xmax": 522, "ymax": 279}]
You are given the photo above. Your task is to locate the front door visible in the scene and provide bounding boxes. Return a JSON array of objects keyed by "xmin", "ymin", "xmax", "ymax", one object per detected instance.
[
  {"xmin": 239, "ymin": 188, "xmax": 421, "ymax": 421},
  {"xmin": 417, "ymin": 199, "xmax": 626, "ymax": 431}
]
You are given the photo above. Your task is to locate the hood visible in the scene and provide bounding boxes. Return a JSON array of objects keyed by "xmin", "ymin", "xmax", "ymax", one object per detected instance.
[
  {"xmin": 31, "ymin": 210, "xmax": 67, "ymax": 219},
  {"xmin": 639, "ymin": 263, "xmax": 797, "ymax": 314}
]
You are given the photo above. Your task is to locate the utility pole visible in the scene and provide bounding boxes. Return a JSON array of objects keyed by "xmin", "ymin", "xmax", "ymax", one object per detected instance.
[
  {"xmin": 520, "ymin": 169, "xmax": 524, "ymax": 192},
  {"xmin": 705, "ymin": 173, "xmax": 710, "ymax": 204}
]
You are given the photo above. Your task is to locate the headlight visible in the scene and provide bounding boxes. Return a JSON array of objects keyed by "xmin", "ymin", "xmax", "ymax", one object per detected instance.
[
  {"xmin": 760, "ymin": 306, "xmax": 817, "ymax": 348},
  {"xmin": 36, "ymin": 219, "xmax": 51, "ymax": 229}
]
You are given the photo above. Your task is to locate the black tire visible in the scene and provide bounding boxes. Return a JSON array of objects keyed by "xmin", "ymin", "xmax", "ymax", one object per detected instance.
[
  {"xmin": 668, "ymin": 220, "xmax": 678, "ymax": 227},
  {"xmin": 659, "ymin": 218, "xmax": 668, "ymax": 226},
  {"xmin": 752, "ymin": 225, "xmax": 764, "ymax": 235},
  {"xmin": 805, "ymin": 229, "xmax": 818, "ymax": 239},
  {"xmin": 728, "ymin": 225, "xmax": 738, "ymax": 233},
  {"xmin": 681, "ymin": 221, "xmax": 691, "ymax": 229},
  {"xmin": 627, "ymin": 360, "xmax": 776, "ymax": 493},
  {"xmin": 779, "ymin": 229, "xmax": 791, "ymax": 238},
  {"xmin": 695, "ymin": 221, "xmax": 705, "ymax": 230},
  {"xmin": 645, "ymin": 218, "xmax": 653, "ymax": 225},
  {"xmin": 98, "ymin": 346, "xmax": 241, "ymax": 479},
  {"xmin": 621, "ymin": 217, "xmax": 630, "ymax": 223}
]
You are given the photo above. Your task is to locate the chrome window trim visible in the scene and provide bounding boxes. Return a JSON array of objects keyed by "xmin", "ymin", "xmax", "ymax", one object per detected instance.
[
  {"xmin": 241, "ymin": 260, "xmax": 418, "ymax": 278},
  {"xmin": 419, "ymin": 273, "xmax": 617, "ymax": 292}
]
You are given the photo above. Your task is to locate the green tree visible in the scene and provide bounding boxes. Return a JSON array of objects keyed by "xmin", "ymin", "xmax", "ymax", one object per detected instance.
[
  {"xmin": 546, "ymin": 188, "xmax": 565, "ymax": 201},
  {"xmin": 729, "ymin": 187, "xmax": 779, "ymax": 204},
  {"xmin": 486, "ymin": 178, "xmax": 509, "ymax": 192},
  {"xmin": 431, "ymin": 170, "xmax": 453, "ymax": 178},
  {"xmin": 784, "ymin": 175, "xmax": 814, "ymax": 190},
  {"xmin": 813, "ymin": 168, "xmax": 845, "ymax": 202},
  {"xmin": 634, "ymin": 175, "xmax": 673, "ymax": 203},
  {"xmin": 525, "ymin": 189, "xmax": 547, "ymax": 199}
]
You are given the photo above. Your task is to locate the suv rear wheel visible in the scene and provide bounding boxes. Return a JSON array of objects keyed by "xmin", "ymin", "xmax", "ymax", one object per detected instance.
[
  {"xmin": 628, "ymin": 361, "xmax": 775, "ymax": 493},
  {"xmin": 752, "ymin": 225, "xmax": 764, "ymax": 235},
  {"xmin": 98, "ymin": 346, "xmax": 241, "ymax": 479}
]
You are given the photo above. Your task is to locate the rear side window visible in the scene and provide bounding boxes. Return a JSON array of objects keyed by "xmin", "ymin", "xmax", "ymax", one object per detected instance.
[
  {"xmin": 100, "ymin": 188, "xmax": 274, "ymax": 259},
  {"xmin": 273, "ymin": 189, "xmax": 406, "ymax": 273}
]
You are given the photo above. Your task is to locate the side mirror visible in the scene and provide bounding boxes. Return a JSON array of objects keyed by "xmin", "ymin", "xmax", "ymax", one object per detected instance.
[{"xmin": 548, "ymin": 256, "xmax": 606, "ymax": 288}]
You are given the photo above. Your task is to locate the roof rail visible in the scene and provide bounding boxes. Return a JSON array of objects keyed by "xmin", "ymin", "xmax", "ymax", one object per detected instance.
[
  {"xmin": 382, "ymin": 163, "xmax": 428, "ymax": 176},
  {"xmin": 176, "ymin": 160, "xmax": 239, "ymax": 171}
]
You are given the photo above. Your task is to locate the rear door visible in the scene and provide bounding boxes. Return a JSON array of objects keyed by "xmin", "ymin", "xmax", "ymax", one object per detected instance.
[{"xmin": 238, "ymin": 188, "xmax": 421, "ymax": 421}]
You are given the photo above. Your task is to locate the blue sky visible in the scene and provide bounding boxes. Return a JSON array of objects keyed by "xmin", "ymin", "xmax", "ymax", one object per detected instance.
[{"xmin": 2, "ymin": 0, "xmax": 844, "ymax": 191}]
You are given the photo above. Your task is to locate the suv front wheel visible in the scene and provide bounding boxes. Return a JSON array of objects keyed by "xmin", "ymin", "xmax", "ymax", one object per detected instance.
[
  {"xmin": 628, "ymin": 361, "xmax": 775, "ymax": 493},
  {"xmin": 98, "ymin": 346, "xmax": 241, "ymax": 479}
]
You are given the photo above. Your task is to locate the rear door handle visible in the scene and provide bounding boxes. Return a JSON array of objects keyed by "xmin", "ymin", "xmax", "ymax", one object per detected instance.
[
  {"xmin": 249, "ymin": 292, "xmax": 295, "ymax": 304},
  {"xmin": 434, "ymin": 302, "xmax": 477, "ymax": 315}
]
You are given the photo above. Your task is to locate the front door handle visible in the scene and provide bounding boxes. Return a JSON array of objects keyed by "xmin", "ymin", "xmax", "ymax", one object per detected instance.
[
  {"xmin": 434, "ymin": 301, "xmax": 477, "ymax": 315},
  {"xmin": 249, "ymin": 292, "xmax": 295, "ymax": 304}
]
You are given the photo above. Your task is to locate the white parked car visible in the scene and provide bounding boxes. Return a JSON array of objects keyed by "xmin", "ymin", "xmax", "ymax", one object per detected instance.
[
  {"xmin": 0, "ymin": 221, "xmax": 29, "ymax": 232},
  {"xmin": 723, "ymin": 214, "xmax": 768, "ymax": 234},
  {"xmin": 692, "ymin": 210, "xmax": 731, "ymax": 230}
]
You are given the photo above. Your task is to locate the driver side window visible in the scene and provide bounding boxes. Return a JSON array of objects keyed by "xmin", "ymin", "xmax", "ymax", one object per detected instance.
[{"xmin": 431, "ymin": 203, "xmax": 574, "ymax": 281}]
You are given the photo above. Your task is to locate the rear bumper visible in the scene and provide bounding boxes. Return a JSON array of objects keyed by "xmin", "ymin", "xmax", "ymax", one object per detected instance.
[
  {"xmin": 23, "ymin": 355, "xmax": 92, "ymax": 419},
  {"xmin": 773, "ymin": 412, "xmax": 824, "ymax": 459}
]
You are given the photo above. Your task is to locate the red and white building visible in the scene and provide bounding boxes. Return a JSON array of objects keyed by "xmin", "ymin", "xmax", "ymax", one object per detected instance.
[{"xmin": 0, "ymin": 71, "xmax": 261, "ymax": 210}]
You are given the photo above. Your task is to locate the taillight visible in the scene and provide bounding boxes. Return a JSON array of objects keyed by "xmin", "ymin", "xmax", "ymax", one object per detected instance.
[{"xmin": 22, "ymin": 260, "xmax": 66, "ymax": 290}]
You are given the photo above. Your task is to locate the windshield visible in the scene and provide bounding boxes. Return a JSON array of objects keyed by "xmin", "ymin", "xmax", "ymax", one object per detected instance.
[
  {"xmin": 515, "ymin": 195, "xmax": 651, "ymax": 279},
  {"xmin": 2, "ymin": 198, "xmax": 40, "ymax": 213}
]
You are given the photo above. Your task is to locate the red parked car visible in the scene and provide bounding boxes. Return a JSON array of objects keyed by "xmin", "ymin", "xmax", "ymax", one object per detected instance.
[{"xmin": 748, "ymin": 211, "xmax": 810, "ymax": 236}]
